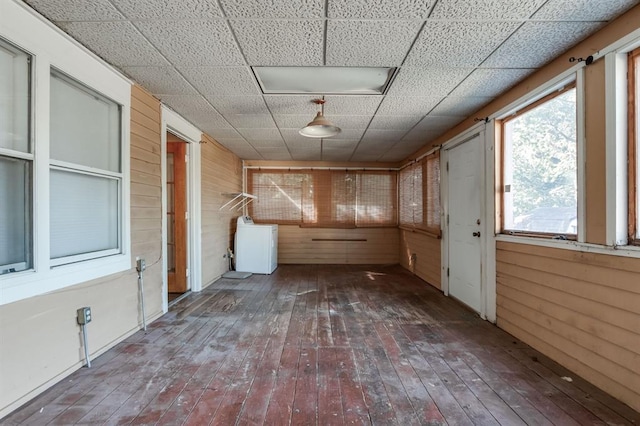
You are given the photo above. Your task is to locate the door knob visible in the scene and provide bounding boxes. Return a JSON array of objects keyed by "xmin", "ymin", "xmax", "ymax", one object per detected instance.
[{"xmin": 472, "ymin": 231, "xmax": 481, "ymax": 237}]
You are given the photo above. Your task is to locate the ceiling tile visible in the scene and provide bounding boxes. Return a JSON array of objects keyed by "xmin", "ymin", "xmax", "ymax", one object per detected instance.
[
  {"xmin": 280, "ymin": 129, "xmax": 311, "ymax": 144},
  {"xmin": 430, "ymin": 0, "xmax": 547, "ymax": 20},
  {"xmin": 450, "ymin": 68, "xmax": 535, "ymax": 98},
  {"xmin": 323, "ymin": 96, "xmax": 383, "ymax": 115},
  {"xmin": 376, "ymin": 96, "xmax": 441, "ymax": 116},
  {"xmin": 326, "ymin": 20, "xmax": 423, "ymax": 66},
  {"xmin": 482, "ymin": 21, "xmax": 603, "ymax": 68},
  {"xmin": 405, "ymin": 21, "xmax": 520, "ymax": 67},
  {"xmin": 111, "ymin": 0, "xmax": 223, "ymax": 19},
  {"xmin": 273, "ymin": 115, "xmax": 314, "ymax": 129},
  {"xmin": 264, "ymin": 96, "xmax": 319, "ymax": 114},
  {"xmin": 349, "ymin": 151, "xmax": 385, "ymax": 162},
  {"xmin": 259, "ymin": 150, "xmax": 294, "ymax": 161},
  {"xmin": 201, "ymin": 127, "xmax": 243, "ymax": 140},
  {"xmin": 225, "ymin": 114, "xmax": 277, "ymax": 129},
  {"xmin": 230, "ymin": 20, "xmax": 324, "ymax": 66},
  {"xmin": 219, "ymin": 0, "xmax": 324, "ymax": 18},
  {"xmin": 368, "ymin": 115, "xmax": 422, "ymax": 130},
  {"xmin": 328, "ymin": 0, "xmax": 435, "ymax": 19},
  {"xmin": 123, "ymin": 67, "xmax": 197, "ymax": 95},
  {"xmin": 24, "ymin": 0, "xmax": 125, "ymax": 21},
  {"xmin": 430, "ymin": 96, "xmax": 492, "ymax": 117},
  {"xmin": 204, "ymin": 96, "xmax": 269, "ymax": 115},
  {"xmin": 136, "ymin": 20, "xmax": 244, "ymax": 67},
  {"xmin": 402, "ymin": 115, "xmax": 462, "ymax": 141},
  {"xmin": 322, "ymin": 139, "xmax": 360, "ymax": 149},
  {"xmin": 237, "ymin": 128, "xmax": 283, "ymax": 141},
  {"xmin": 160, "ymin": 95, "xmax": 232, "ymax": 129},
  {"xmin": 386, "ymin": 67, "xmax": 473, "ymax": 97},
  {"xmin": 57, "ymin": 22, "xmax": 168, "ymax": 67},
  {"xmin": 361, "ymin": 129, "xmax": 406, "ymax": 142},
  {"xmin": 213, "ymin": 138, "xmax": 248, "ymax": 147},
  {"xmin": 215, "ymin": 140, "xmax": 261, "ymax": 158},
  {"xmin": 322, "ymin": 149, "xmax": 356, "ymax": 161},
  {"xmin": 532, "ymin": 0, "xmax": 639, "ymax": 21},
  {"xmin": 333, "ymin": 129, "xmax": 366, "ymax": 140},
  {"xmin": 290, "ymin": 147, "xmax": 322, "ymax": 161},
  {"xmin": 284, "ymin": 139, "xmax": 320, "ymax": 150},
  {"xmin": 246, "ymin": 139, "xmax": 287, "ymax": 148},
  {"xmin": 181, "ymin": 67, "xmax": 261, "ymax": 96}
]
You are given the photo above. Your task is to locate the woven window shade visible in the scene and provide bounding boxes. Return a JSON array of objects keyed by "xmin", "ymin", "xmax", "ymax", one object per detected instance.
[
  {"xmin": 248, "ymin": 169, "xmax": 396, "ymax": 227},
  {"xmin": 399, "ymin": 162, "xmax": 422, "ymax": 227},
  {"xmin": 399, "ymin": 151, "xmax": 440, "ymax": 235},
  {"xmin": 357, "ymin": 171, "xmax": 397, "ymax": 226},
  {"xmin": 424, "ymin": 151, "xmax": 441, "ymax": 234},
  {"xmin": 247, "ymin": 170, "xmax": 315, "ymax": 224}
]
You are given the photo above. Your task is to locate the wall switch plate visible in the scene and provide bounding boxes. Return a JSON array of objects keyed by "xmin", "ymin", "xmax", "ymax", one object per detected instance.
[{"xmin": 77, "ymin": 307, "xmax": 92, "ymax": 325}]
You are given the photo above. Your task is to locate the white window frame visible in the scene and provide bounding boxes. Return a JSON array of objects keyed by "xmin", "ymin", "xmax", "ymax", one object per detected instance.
[
  {"xmin": 0, "ymin": 1, "xmax": 131, "ymax": 305},
  {"xmin": 605, "ymin": 31, "xmax": 640, "ymax": 247}
]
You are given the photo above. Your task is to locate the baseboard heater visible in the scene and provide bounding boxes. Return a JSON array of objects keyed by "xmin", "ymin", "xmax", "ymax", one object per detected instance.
[{"xmin": 312, "ymin": 238, "xmax": 367, "ymax": 242}]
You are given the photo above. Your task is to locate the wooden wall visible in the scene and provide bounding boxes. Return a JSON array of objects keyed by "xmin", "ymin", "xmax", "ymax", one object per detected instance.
[
  {"xmin": 496, "ymin": 241, "xmax": 640, "ymax": 412},
  {"xmin": 399, "ymin": 230, "xmax": 441, "ymax": 289},
  {"xmin": 278, "ymin": 225, "xmax": 399, "ymax": 265},
  {"xmin": 200, "ymin": 134, "xmax": 243, "ymax": 286},
  {"xmin": 0, "ymin": 85, "xmax": 164, "ymax": 417}
]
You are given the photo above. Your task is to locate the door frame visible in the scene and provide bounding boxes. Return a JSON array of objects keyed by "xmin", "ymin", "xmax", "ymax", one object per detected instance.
[
  {"xmin": 161, "ymin": 106, "xmax": 202, "ymax": 313},
  {"xmin": 441, "ymin": 122, "xmax": 497, "ymax": 322}
]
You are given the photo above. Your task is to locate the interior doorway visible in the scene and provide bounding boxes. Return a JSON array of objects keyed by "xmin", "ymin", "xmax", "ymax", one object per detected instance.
[
  {"xmin": 166, "ymin": 132, "xmax": 189, "ymax": 303},
  {"xmin": 445, "ymin": 134, "xmax": 484, "ymax": 313}
]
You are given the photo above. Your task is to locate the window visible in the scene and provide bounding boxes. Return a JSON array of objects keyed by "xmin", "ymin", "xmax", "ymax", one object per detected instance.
[
  {"xmin": 502, "ymin": 84, "xmax": 578, "ymax": 237},
  {"xmin": 399, "ymin": 151, "xmax": 441, "ymax": 235},
  {"xmin": 0, "ymin": 38, "xmax": 32, "ymax": 275},
  {"xmin": 247, "ymin": 169, "xmax": 397, "ymax": 227},
  {"xmin": 1, "ymin": 0, "xmax": 132, "ymax": 305},
  {"xmin": 629, "ymin": 47, "xmax": 640, "ymax": 243},
  {"xmin": 49, "ymin": 70, "xmax": 122, "ymax": 264}
]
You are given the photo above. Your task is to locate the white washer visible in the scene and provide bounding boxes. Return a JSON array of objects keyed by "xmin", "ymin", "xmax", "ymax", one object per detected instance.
[{"xmin": 234, "ymin": 216, "xmax": 278, "ymax": 274}]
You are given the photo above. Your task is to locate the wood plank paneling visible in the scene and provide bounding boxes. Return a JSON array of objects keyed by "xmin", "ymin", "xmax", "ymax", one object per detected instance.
[
  {"xmin": 496, "ymin": 241, "xmax": 640, "ymax": 413},
  {"xmin": 278, "ymin": 225, "xmax": 399, "ymax": 264},
  {"xmin": 0, "ymin": 85, "xmax": 164, "ymax": 418},
  {"xmin": 399, "ymin": 229, "xmax": 441, "ymax": 289},
  {"xmin": 200, "ymin": 134, "xmax": 243, "ymax": 287}
]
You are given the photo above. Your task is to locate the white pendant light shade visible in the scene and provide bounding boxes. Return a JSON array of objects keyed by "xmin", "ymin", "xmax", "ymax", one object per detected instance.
[
  {"xmin": 299, "ymin": 111, "xmax": 341, "ymax": 138},
  {"xmin": 299, "ymin": 98, "xmax": 341, "ymax": 138}
]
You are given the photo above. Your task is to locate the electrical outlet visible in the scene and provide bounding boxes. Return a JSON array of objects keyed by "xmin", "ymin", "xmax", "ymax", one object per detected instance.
[
  {"xmin": 77, "ymin": 307, "xmax": 92, "ymax": 325},
  {"xmin": 410, "ymin": 253, "xmax": 417, "ymax": 263},
  {"xmin": 136, "ymin": 258, "xmax": 146, "ymax": 272}
]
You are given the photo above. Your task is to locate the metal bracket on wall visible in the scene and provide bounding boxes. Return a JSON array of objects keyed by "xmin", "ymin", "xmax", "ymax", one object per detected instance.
[{"xmin": 219, "ymin": 192, "xmax": 257, "ymax": 211}]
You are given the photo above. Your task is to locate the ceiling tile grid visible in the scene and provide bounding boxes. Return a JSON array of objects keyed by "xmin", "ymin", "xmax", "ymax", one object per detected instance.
[
  {"xmin": 326, "ymin": 20, "xmax": 423, "ymax": 66},
  {"xmin": 219, "ymin": 0, "xmax": 325, "ymax": 18},
  {"xmin": 111, "ymin": 0, "xmax": 224, "ymax": 20},
  {"xmin": 57, "ymin": 21, "xmax": 168, "ymax": 67},
  {"xmin": 136, "ymin": 20, "xmax": 245, "ymax": 67},
  {"xmin": 429, "ymin": 0, "xmax": 548, "ymax": 20},
  {"xmin": 24, "ymin": 0, "xmax": 640, "ymax": 163},
  {"xmin": 24, "ymin": 0, "xmax": 125, "ymax": 21},
  {"xmin": 481, "ymin": 21, "xmax": 605, "ymax": 68},
  {"xmin": 230, "ymin": 20, "xmax": 325, "ymax": 66},
  {"xmin": 405, "ymin": 21, "xmax": 522, "ymax": 67}
]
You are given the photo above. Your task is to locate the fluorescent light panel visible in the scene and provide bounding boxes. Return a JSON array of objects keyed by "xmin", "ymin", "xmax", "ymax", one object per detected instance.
[{"xmin": 253, "ymin": 66, "xmax": 395, "ymax": 95}]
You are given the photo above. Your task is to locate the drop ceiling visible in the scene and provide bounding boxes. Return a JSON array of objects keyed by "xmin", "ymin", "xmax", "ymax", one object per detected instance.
[{"xmin": 23, "ymin": 0, "xmax": 640, "ymax": 162}]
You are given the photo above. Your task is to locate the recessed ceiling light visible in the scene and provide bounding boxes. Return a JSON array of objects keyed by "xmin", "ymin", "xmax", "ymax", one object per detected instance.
[{"xmin": 253, "ymin": 66, "xmax": 396, "ymax": 95}]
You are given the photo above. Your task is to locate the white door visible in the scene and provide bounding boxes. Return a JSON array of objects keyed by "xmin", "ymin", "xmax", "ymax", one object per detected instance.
[{"xmin": 447, "ymin": 135, "xmax": 483, "ymax": 312}]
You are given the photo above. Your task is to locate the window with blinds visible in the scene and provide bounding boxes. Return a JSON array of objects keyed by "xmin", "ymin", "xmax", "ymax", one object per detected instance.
[
  {"xmin": 247, "ymin": 169, "xmax": 397, "ymax": 227},
  {"xmin": 399, "ymin": 151, "xmax": 441, "ymax": 235}
]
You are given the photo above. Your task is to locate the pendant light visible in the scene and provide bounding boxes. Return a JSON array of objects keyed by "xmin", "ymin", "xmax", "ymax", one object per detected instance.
[{"xmin": 299, "ymin": 99, "xmax": 341, "ymax": 138}]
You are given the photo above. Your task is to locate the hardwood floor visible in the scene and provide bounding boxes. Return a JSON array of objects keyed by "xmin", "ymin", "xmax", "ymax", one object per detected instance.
[{"xmin": 4, "ymin": 264, "xmax": 639, "ymax": 425}]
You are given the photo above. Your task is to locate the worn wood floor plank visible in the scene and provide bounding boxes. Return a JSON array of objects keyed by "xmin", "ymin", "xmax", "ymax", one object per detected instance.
[{"xmin": 3, "ymin": 265, "xmax": 638, "ymax": 426}]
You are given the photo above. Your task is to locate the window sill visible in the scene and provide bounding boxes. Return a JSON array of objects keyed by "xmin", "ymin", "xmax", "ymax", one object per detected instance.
[
  {"xmin": 0, "ymin": 253, "xmax": 131, "ymax": 306},
  {"xmin": 496, "ymin": 233, "xmax": 640, "ymax": 258}
]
